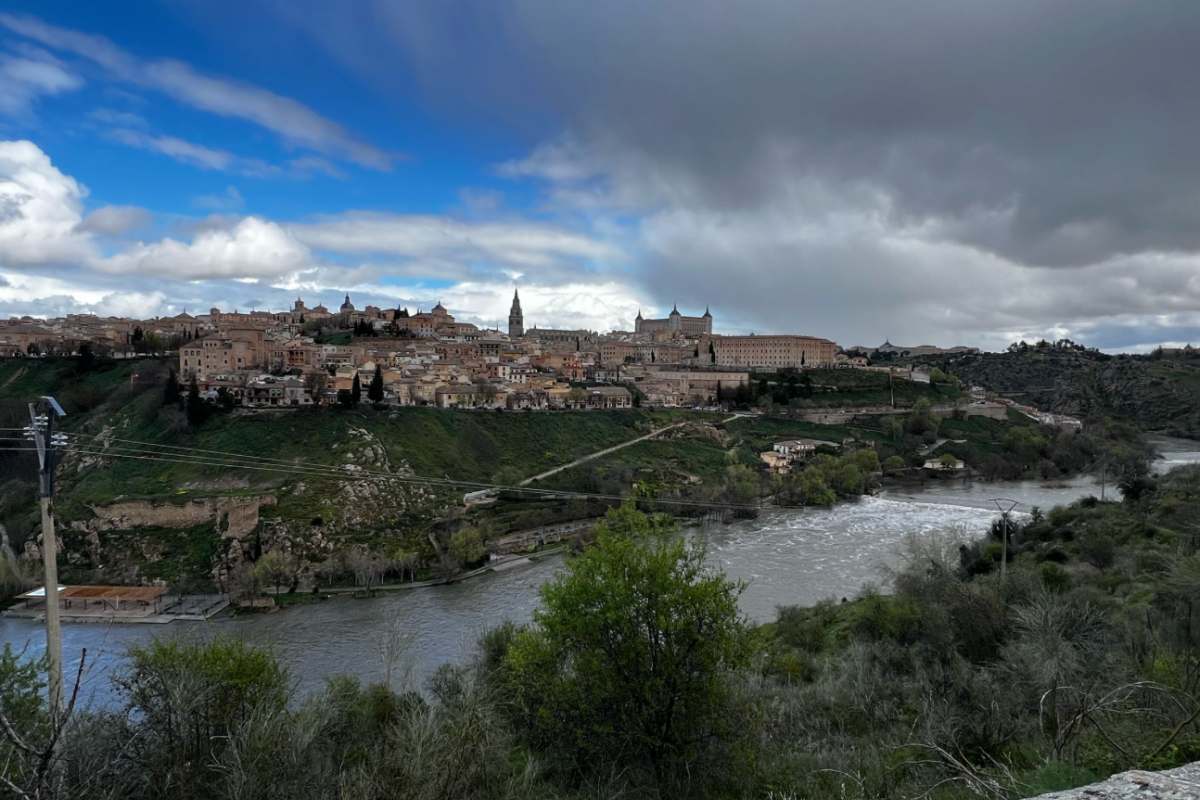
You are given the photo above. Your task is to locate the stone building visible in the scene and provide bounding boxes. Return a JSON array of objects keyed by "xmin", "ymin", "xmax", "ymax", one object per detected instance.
[
  {"xmin": 635, "ymin": 304, "xmax": 712, "ymax": 337},
  {"xmin": 701, "ymin": 334, "xmax": 837, "ymax": 370},
  {"xmin": 526, "ymin": 327, "xmax": 597, "ymax": 352},
  {"xmin": 179, "ymin": 328, "xmax": 266, "ymax": 380}
]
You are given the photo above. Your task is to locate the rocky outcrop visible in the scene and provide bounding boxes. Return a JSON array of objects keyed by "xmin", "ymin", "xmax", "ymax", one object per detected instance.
[
  {"xmin": 1031, "ymin": 762, "xmax": 1200, "ymax": 799},
  {"xmin": 72, "ymin": 495, "xmax": 277, "ymax": 540}
]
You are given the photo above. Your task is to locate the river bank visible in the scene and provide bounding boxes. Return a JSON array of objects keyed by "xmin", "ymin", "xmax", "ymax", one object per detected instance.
[{"xmin": 4, "ymin": 436, "xmax": 1197, "ymax": 707}]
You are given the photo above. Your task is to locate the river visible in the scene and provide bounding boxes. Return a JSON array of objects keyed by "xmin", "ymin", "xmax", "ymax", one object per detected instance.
[{"xmin": 3, "ymin": 436, "xmax": 1197, "ymax": 707}]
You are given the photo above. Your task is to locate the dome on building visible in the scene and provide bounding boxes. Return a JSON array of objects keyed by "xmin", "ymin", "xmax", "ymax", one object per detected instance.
[
  {"xmin": 340, "ymin": 294, "xmax": 354, "ymax": 312},
  {"xmin": 669, "ymin": 303, "xmax": 681, "ymax": 317}
]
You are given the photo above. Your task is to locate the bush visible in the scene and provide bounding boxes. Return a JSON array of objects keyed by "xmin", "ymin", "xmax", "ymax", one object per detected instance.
[
  {"xmin": 1079, "ymin": 533, "xmax": 1116, "ymax": 569},
  {"xmin": 1040, "ymin": 562, "xmax": 1071, "ymax": 592}
]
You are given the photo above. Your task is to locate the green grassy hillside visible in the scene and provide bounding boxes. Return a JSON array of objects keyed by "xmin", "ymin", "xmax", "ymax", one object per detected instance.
[{"xmin": 934, "ymin": 346, "xmax": 1200, "ymax": 438}]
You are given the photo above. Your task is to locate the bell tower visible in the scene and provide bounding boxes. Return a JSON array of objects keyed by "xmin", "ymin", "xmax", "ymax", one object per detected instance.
[{"xmin": 508, "ymin": 288, "xmax": 524, "ymax": 338}]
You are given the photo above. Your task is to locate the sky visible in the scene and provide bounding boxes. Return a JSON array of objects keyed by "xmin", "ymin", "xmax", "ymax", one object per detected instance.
[{"xmin": 0, "ymin": 1, "xmax": 1198, "ymax": 352}]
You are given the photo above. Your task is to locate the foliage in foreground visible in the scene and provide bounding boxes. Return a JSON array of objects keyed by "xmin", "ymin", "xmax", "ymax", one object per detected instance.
[{"xmin": 3, "ymin": 477, "xmax": 1200, "ymax": 799}]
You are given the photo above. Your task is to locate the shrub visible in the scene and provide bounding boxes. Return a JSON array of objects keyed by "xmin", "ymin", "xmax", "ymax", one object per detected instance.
[
  {"xmin": 1079, "ymin": 533, "xmax": 1116, "ymax": 569},
  {"xmin": 1040, "ymin": 562, "xmax": 1071, "ymax": 592}
]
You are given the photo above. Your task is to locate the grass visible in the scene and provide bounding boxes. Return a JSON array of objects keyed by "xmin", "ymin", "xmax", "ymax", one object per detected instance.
[{"xmin": 758, "ymin": 368, "xmax": 962, "ymax": 408}]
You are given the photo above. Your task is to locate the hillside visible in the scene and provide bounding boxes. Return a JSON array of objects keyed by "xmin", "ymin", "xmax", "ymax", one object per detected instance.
[
  {"xmin": 0, "ymin": 357, "xmax": 703, "ymax": 592},
  {"xmin": 0, "ymin": 357, "xmax": 1155, "ymax": 595},
  {"xmin": 932, "ymin": 346, "xmax": 1200, "ymax": 439}
]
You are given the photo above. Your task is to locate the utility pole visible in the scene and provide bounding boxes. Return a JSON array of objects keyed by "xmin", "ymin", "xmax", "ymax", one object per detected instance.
[
  {"xmin": 26, "ymin": 395, "xmax": 67, "ymax": 715},
  {"xmin": 990, "ymin": 498, "xmax": 1019, "ymax": 584}
]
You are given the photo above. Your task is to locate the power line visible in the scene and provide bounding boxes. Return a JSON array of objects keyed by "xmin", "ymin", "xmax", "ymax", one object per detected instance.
[{"xmin": 55, "ymin": 440, "xmax": 770, "ymax": 513}]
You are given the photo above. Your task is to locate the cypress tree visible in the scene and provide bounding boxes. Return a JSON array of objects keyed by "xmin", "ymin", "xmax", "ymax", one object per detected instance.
[
  {"xmin": 164, "ymin": 369, "xmax": 181, "ymax": 405},
  {"xmin": 351, "ymin": 373, "xmax": 361, "ymax": 405},
  {"xmin": 186, "ymin": 377, "xmax": 206, "ymax": 427},
  {"xmin": 368, "ymin": 364, "xmax": 384, "ymax": 404}
]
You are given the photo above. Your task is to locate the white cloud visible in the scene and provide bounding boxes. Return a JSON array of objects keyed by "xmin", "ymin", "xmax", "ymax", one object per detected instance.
[
  {"xmin": 0, "ymin": 13, "xmax": 392, "ymax": 170},
  {"xmin": 107, "ymin": 128, "xmax": 234, "ymax": 171},
  {"xmin": 291, "ymin": 212, "xmax": 621, "ymax": 269},
  {"xmin": 0, "ymin": 47, "xmax": 82, "ymax": 116},
  {"xmin": 78, "ymin": 204, "xmax": 151, "ymax": 235},
  {"xmin": 0, "ymin": 139, "xmax": 93, "ymax": 265},
  {"xmin": 99, "ymin": 216, "xmax": 312, "ymax": 280}
]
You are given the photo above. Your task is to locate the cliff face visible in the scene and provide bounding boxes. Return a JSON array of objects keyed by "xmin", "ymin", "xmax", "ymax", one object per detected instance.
[{"xmin": 1031, "ymin": 762, "xmax": 1200, "ymax": 799}]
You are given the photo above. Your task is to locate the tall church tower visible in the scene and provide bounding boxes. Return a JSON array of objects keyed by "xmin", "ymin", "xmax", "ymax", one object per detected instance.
[{"xmin": 508, "ymin": 288, "xmax": 524, "ymax": 338}]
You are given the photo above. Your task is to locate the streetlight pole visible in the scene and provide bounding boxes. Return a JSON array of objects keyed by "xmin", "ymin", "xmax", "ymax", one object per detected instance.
[
  {"xmin": 26, "ymin": 395, "xmax": 67, "ymax": 716},
  {"xmin": 990, "ymin": 498, "xmax": 1019, "ymax": 584}
]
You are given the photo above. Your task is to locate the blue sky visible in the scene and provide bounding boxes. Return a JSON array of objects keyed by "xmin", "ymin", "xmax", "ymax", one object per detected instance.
[{"xmin": 1, "ymin": 2, "xmax": 1199, "ymax": 351}]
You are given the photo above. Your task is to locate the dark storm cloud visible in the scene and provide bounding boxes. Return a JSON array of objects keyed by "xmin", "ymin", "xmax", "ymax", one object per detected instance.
[
  {"xmin": 322, "ymin": 0, "xmax": 1200, "ymax": 267},
  {"xmin": 257, "ymin": 0, "xmax": 1200, "ymax": 348}
]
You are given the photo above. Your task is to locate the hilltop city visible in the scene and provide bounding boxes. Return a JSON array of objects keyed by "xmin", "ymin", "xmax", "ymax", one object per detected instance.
[{"xmin": 0, "ymin": 289, "xmax": 980, "ymax": 410}]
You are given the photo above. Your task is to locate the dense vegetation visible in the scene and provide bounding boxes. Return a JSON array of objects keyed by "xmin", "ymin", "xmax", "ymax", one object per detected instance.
[
  {"xmin": 4, "ymin": 468, "xmax": 1199, "ymax": 798},
  {"xmin": 933, "ymin": 342, "xmax": 1200, "ymax": 439}
]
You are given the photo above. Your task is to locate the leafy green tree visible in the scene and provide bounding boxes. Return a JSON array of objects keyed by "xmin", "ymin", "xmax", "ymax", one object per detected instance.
[
  {"xmin": 723, "ymin": 463, "xmax": 759, "ymax": 507},
  {"xmin": 906, "ymin": 397, "xmax": 938, "ymax": 435},
  {"xmin": 796, "ymin": 466, "xmax": 836, "ymax": 506},
  {"xmin": 368, "ymin": 364, "xmax": 384, "ymax": 404},
  {"xmin": 850, "ymin": 447, "xmax": 881, "ymax": 473},
  {"xmin": 504, "ymin": 503, "xmax": 752, "ymax": 788},
  {"xmin": 882, "ymin": 454, "xmax": 907, "ymax": 473},
  {"xmin": 449, "ymin": 526, "xmax": 487, "ymax": 567},
  {"xmin": 830, "ymin": 462, "xmax": 865, "ymax": 496}
]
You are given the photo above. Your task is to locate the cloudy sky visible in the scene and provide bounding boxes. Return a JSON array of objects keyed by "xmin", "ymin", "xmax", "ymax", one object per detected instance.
[{"xmin": 1, "ymin": 1, "xmax": 1198, "ymax": 351}]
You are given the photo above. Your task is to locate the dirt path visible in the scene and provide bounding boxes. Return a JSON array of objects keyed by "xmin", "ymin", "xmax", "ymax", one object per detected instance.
[{"xmin": 518, "ymin": 413, "xmax": 746, "ymax": 486}]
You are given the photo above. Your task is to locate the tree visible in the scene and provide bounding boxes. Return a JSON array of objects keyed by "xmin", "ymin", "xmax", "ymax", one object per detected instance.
[
  {"xmin": 76, "ymin": 341, "xmax": 96, "ymax": 372},
  {"xmin": 368, "ymin": 364, "xmax": 384, "ymax": 404},
  {"xmin": 938, "ymin": 452, "xmax": 961, "ymax": 469},
  {"xmin": 906, "ymin": 397, "xmax": 938, "ymax": 436},
  {"xmin": 723, "ymin": 463, "xmax": 759, "ymax": 510},
  {"xmin": 350, "ymin": 373, "xmax": 362, "ymax": 405},
  {"xmin": 449, "ymin": 527, "xmax": 487, "ymax": 568},
  {"xmin": 254, "ymin": 550, "xmax": 301, "ymax": 595},
  {"xmin": 163, "ymin": 369, "xmax": 181, "ymax": 405},
  {"xmin": 305, "ymin": 370, "xmax": 328, "ymax": 404},
  {"xmin": 504, "ymin": 503, "xmax": 752, "ymax": 788},
  {"xmin": 186, "ymin": 376, "xmax": 207, "ymax": 427},
  {"xmin": 796, "ymin": 466, "xmax": 836, "ymax": 506}
]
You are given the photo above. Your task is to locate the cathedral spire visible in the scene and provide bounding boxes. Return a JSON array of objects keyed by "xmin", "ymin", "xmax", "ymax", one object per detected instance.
[{"xmin": 508, "ymin": 285, "xmax": 524, "ymax": 338}]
